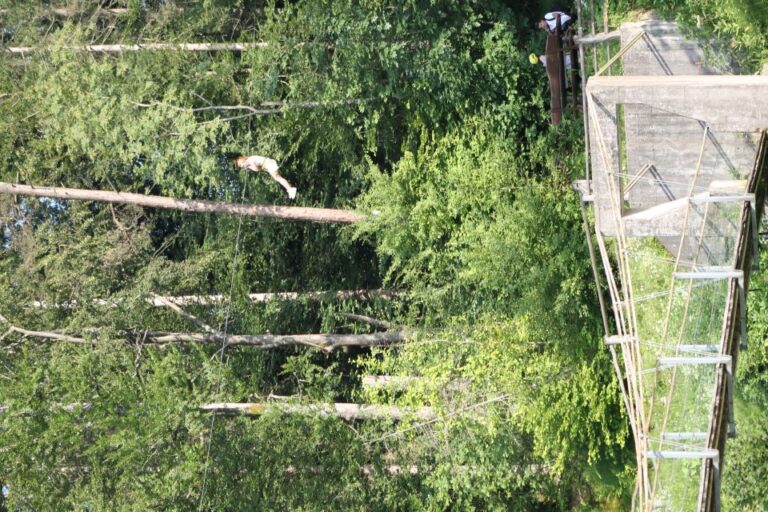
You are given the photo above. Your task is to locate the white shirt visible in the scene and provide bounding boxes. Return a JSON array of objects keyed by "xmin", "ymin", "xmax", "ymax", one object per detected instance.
[
  {"xmin": 544, "ymin": 12, "xmax": 571, "ymax": 32},
  {"xmin": 239, "ymin": 155, "xmax": 280, "ymax": 175}
]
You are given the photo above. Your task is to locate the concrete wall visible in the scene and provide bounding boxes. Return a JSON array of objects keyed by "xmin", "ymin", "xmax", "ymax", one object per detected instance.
[
  {"xmin": 620, "ymin": 21, "xmax": 729, "ymax": 76},
  {"xmin": 587, "ymin": 75, "xmax": 768, "ymax": 241}
]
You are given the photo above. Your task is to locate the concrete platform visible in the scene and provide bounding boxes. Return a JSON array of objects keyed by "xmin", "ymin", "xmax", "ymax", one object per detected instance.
[
  {"xmin": 620, "ymin": 21, "xmax": 733, "ymax": 76},
  {"xmin": 587, "ymin": 75, "xmax": 768, "ymax": 242}
]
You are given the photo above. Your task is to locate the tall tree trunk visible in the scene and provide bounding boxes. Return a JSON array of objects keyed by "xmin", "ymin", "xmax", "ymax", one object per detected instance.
[
  {"xmin": 0, "ymin": 7, "xmax": 130, "ymax": 16},
  {"xmin": 0, "ymin": 182, "xmax": 364, "ymax": 223},
  {"xmin": 0, "ymin": 7, "xmax": 146, "ymax": 16},
  {"xmin": 151, "ymin": 289, "xmax": 394, "ymax": 305},
  {"xmin": 3, "ymin": 400, "xmax": 436, "ymax": 422},
  {"xmin": 362, "ymin": 375, "xmax": 470, "ymax": 391},
  {"xmin": 199, "ymin": 401, "xmax": 436, "ymax": 421},
  {"xmin": 146, "ymin": 331, "xmax": 405, "ymax": 351},
  {"xmin": 133, "ymin": 98, "xmax": 370, "ymax": 117},
  {"xmin": 4, "ymin": 42, "xmax": 265, "ymax": 55},
  {"xmin": 361, "ymin": 375, "xmax": 420, "ymax": 390},
  {"xmin": 27, "ymin": 289, "xmax": 396, "ymax": 309},
  {"xmin": 0, "ymin": 312, "xmax": 407, "ymax": 351}
]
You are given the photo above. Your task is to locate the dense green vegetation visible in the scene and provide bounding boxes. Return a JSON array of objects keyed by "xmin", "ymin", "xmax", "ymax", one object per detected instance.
[
  {"xmin": 0, "ymin": 1, "xmax": 765, "ymax": 511},
  {"xmin": 723, "ymin": 249, "xmax": 768, "ymax": 511},
  {"xmin": 0, "ymin": 2, "xmax": 629, "ymax": 510}
]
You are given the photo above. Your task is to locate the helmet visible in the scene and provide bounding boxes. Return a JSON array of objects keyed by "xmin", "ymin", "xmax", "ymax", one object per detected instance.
[{"xmin": 529, "ymin": 53, "xmax": 539, "ymax": 65}]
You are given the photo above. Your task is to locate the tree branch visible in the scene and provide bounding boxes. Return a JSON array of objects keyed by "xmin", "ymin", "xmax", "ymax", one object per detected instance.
[
  {"xmin": 146, "ymin": 331, "xmax": 406, "ymax": 352},
  {"xmin": 132, "ymin": 101, "xmax": 282, "ymax": 116},
  {"xmin": 0, "ymin": 314, "xmax": 87, "ymax": 344},
  {"xmin": 132, "ymin": 98, "xmax": 371, "ymax": 122},
  {"xmin": 337, "ymin": 312, "xmax": 392, "ymax": 330},
  {"xmin": 1, "ymin": 315, "xmax": 407, "ymax": 352},
  {"xmin": 151, "ymin": 294, "xmax": 220, "ymax": 335}
]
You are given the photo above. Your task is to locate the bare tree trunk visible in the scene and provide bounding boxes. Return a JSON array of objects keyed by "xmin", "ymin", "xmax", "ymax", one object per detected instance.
[
  {"xmin": 41, "ymin": 463, "xmax": 546, "ymax": 478},
  {"xmin": 0, "ymin": 7, "xmax": 156, "ymax": 16},
  {"xmin": 337, "ymin": 313, "xmax": 392, "ymax": 329},
  {"xmin": 51, "ymin": 7, "xmax": 130, "ymax": 16},
  {"xmin": 0, "ymin": 402, "xmax": 90, "ymax": 416},
  {"xmin": 260, "ymin": 98, "xmax": 371, "ymax": 109},
  {"xmin": 0, "ymin": 313, "xmax": 86, "ymax": 343},
  {"xmin": 0, "ymin": 182, "xmax": 364, "ymax": 223},
  {"xmin": 27, "ymin": 289, "xmax": 396, "ymax": 309},
  {"xmin": 3, "ymin": 400, "xmax": 437, "ymax": 422},
  {"xmin": 147, "ymin": 331, "xmax": 405, "ymax": 351},
  {"xmin": 134, "ymin": 98, "xmax": 370, "ymax": 118},
  {"xmin": 361, "ymin": 375, "xmax": 420, "ymax": 390},
  {"xmin": 4, "ymin": 42, "xmax": 265, "ymax": 55},
  {"xmin": 0, "ymin": 311, "xmax": 407, "ymax": 351},
  {"xmin": 153, "ymin": 289, "xmax": 394, "ymax": 305},
  {"xmin": 199, "ymin": 401, "xmax": 436, "ymax": 421},
  {"xmin": 362, "ymin": 375, "xmax": 470, "ymax": 391}
]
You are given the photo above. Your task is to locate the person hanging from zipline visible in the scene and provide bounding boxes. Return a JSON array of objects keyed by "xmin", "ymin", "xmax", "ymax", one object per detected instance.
[{"xmin": 235, "ymin": 155, "xmax": 297, "ymax": 199}]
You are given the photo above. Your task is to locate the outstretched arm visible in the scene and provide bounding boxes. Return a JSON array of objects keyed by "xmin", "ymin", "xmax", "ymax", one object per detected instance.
[
  {"xmin": 236, "ymin": 155, "xmax": 297, "ymax": 199},
  {"xmin": 269, "ymin": 173, "xmax": 297, "ymax": 199},
  {"xmin": 260, "ymin": 158, "xmax": 297, "ymax": 199}
]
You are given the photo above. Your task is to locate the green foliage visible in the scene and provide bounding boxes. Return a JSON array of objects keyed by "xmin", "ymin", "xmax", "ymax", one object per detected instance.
[
  {"xmin": 721, "ymin": 247, "xmax": 768, "ymax": 510},
  {"xmin": 738, "ymin": 249, "xmax": 768, "ymax": 409},
  {"xmin": 358, "ymin": 318, "xmax": 630, "ymax": 509},
  {"xmin": 13, "ymin": 45, "xmax": 233, "ymax": 198},
  {"xmin": 0, "ymin": 0, "xmax": 640, "ymax": 509},
  {"xmin": 356, "ymin": 116, "xmax": 631, "ymax": 507},
  {"xmin": 0, "ymin": 0, "xmax": 257, "ymax": 48},
  {"xmin": 722, "ymin": 408, "xmax": 768, "ymax": 511},
  {"xmin": 357, "ymin": 118, "xmax": 591, "ymax": 326}
]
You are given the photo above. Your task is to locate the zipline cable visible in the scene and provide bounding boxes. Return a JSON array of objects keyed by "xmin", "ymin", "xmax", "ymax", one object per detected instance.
[{"xmin": 197, "ymin": 177, "xmax": 249, "ymax": 510}]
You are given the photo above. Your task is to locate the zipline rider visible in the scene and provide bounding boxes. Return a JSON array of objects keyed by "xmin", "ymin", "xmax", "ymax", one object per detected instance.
[{"xmin": 235, "ymin": 155, "xmax": 298, "ymax": 199}]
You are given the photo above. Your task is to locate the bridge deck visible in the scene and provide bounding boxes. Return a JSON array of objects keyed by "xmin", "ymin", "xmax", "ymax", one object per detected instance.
[{"xmin": 578, "ymin": 17, "xmax": 768, "ymax": 511}]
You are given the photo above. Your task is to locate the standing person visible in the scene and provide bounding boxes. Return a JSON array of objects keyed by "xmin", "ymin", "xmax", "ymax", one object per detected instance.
[
  {"xmin": 535, "ymin": 5, "xmax": 573, "ymax": 125},
  {"xmin": 538, "ymin": 6, "xmax": 573, "ymax": 33},
  {"xmin": 235, "ymin": 155, "xmax": 297, "ymax": 199}
]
